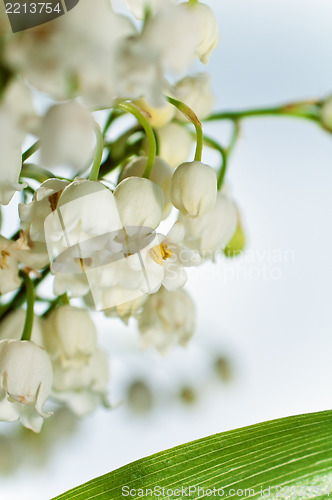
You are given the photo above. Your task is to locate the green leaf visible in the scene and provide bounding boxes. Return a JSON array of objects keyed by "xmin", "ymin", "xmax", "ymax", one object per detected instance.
[{"xmin": 53, "ymin": 410, "xmax": 332, "ymax": 499}]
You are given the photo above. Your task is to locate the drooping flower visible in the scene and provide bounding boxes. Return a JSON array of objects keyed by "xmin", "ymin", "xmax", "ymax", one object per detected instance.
[
  {"xmin": 0, "ymin": 340, "xmax": 53, "ymax": 432},
  {"xmin": 186, "ymin": 1, "xmax": 219, "ymax": 64},
  {"xmin": 39, "ymin": 102, "xmax": 96, "ymax": 172},
  {"xmin": 43, "ymin": 306, "xmax": 97, "ymax": 368},
  {"xmin": 118, "ymin": 156, "xmax": 173, "ymax": 217},
  {"xmin": 179, "ymin": 192, "xmax": 238, "ymax": 259},
  {"xmin": 51, "ymin": 348, "xmax": 110, "ymax": 417},
  {"xmin": 170, "ymin": 161, "xmax": 217, "ymax": 217},
  {"xmin": 138, "ymin": 286, "xmax": 195, "ymax": 354},
  {"xmin": 114, "ymin": 177, "xmax": 164, "ymax": 229}
]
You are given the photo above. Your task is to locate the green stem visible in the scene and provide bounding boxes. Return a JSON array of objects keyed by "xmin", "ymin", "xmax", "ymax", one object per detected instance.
[
  {"xmin": 19, "ymin": 270, "xmax": 35, "ymax": 342},
  {"xmin": 205, "ymin": 100, "xmax": 321, "ymax": 124},
  {"xmin": 116, "ymin": 102, "xmax": 156, "ymax": 179},
  {"xmin": 166, "ymin": 96, "xmax": 203, "ymax": 162},
  {"xmin": 22, "ymin": 140, "xmax": 40, "ymax": 163},
  {"xmin": 89, "ymin": 125, "xmax": 104, "ymax": 181},
  {"xmin": 21, "ymin": 164, "xmax": 56, "ymax": 183},
  {"xmin": 42, "ymin": 293, "xmax": 69, "ymax": 318},
  {"xmin": 0, "ymin": 266, "xmax": 50, "ymax": 322},
  {"xmin": 217, "ymin": 121, "xmax": 240, "ymax": 190}
]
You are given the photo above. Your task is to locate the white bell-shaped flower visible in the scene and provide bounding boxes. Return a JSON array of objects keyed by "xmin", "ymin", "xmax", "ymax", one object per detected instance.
[
  {"xmin": 174, "ymin": 73, "xmax": 214, "ymax": 121},
  {"xmin": 0, "ymin": 340, "xmax": 53, "ymax": 432},
  {"xmin": 40, "ymin": 102, "xmax": 96, "ymax": 172},
  {"xmin": 138, "ymin": 287, "xmax": 195, "ymax": 355},
  {"xmin": 156, "ymin": 123, "xmax": 193, "ymax": 168},
  {"xmin": 0, "ymin": 310, "xmax": 45, "ymax": 347},
  {"xmin": 179, "ymin": 192, "xmax": 238, "ymax": 259},
  {"xmin": 118, "ymin": 157, "xmax": 173, "ymax": 218},
  {"xmin": 171, "ymin": 161, "xmax": 217, "ymax": 217},
  {"xmin": 114, "ymin": 177, "xmax": 164, "ymax": 229},
  {"xmin": 51, "ymin": 348, "xmax": 110, "ymax": 417},
  {"xmin": 188, "ymin": 2, "xmax": 219, "ymax": 64},
  {"xmin": 43, "ymin": 306, "xmax": 97, "ymax": 368},
  {"xmin": 19, "ymin": 178, "xmax": 70, "ymax": 243}
]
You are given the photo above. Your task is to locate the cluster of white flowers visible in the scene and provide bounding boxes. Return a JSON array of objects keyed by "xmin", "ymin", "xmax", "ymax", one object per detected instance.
[{"xmin": 0, "ymin": 0, "xmax": 244, "ymax": 432}]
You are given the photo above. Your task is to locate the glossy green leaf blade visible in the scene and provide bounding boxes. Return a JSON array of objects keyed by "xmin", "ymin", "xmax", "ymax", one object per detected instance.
[{"xmin": 53, "ymin": 410, "xmax": 332, "ymax": 499}]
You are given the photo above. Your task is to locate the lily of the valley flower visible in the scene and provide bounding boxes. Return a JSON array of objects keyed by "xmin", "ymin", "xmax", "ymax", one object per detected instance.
[
  {"xmin": 118, "ymin": 156, "xmax": 173, "ymax": 218},
  {"xmin": 138, "ymin": 286, "xmax": 195, "ymax": 355},
  {"xmin": 179, "ymin": 192, "xmax": 238, "ymax": 259},
  {"xmin": 19, "ymin": 178, "xmax": 70, "ymax": 244},
  {"xmin": 43, "ymin": 306, "xmax": 97, "ymax": 368},
  {"xmin": 0, "ymin": 340, "xmax": 53, "ymax": 433},
  {"xmin": 51, "ymin": 348, "xmax": 110, "ymax": 417},
  {"xmin": 171, "ymin": 161, "xmax": 217, "ymax": 217},
  {"xmin": 187, "ymin": 2, "xmax": 219, "ymax": 64},
  {"xmin": 114, "ymin": 177, "xmax": 164, "ymax": 229},
  {"xmin": 0, "ymin": 232, "xmax": 48, "ymax": 295},
  {"xmin": 40, "ymin": 102, "xmax": 96, "ymax": 172}
]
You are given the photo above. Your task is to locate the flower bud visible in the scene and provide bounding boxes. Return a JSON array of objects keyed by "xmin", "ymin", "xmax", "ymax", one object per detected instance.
[
  {"xmin": 114, "ymin": 177, "xmax": 164, "ymax": 229},
  {"xmin": 0, "ymin": 340, "xmax": 53, "ymax": 432},
  {"xmin": 119, "ymin": 156, "xmax": 173, "ymax": 218},
  {"xmin": 171, "ymin": 161, "xmax": 217, "ymax": 217},
  {"xmin": 43, "ymin": 306, "xmax": 97, "ymax": 367}
]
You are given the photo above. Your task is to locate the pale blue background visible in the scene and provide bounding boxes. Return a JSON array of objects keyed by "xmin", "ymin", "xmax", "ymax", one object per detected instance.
[{"xmin": 1, "ymin": 0, "xmax": 332, "ymax": 498}]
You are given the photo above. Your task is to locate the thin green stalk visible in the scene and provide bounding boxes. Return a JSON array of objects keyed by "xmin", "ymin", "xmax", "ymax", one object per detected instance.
[
  {"xmin": 217, "ymin": 121, "xmax": 240, "ymax": 190},
  {"xmin": 89, "ymin": 125, "xmax": 104, "ymax": 181},
  {"xmin": 205, "ymin": 100, "xmax": 321, "ymax": 124},
  {"xmin": 102, "ymin": 110, "xmax": 123, "ymax": 137},
  {"xmin": 19, "ymin": 270, "xmax": 35, "ymax": 341},
  {"xmin": 22, "ymin": 140, "xmax": 40, "ymax": 163},
  {"xmin": 42, "ymin": 293, "xmax": 69, "ymax": 318},
  {"xmin": 166, "ymin": 96, "xmax": 203, "ymax": 161},
  {"xmin": 116, "ymin": 102, "xmax": 156, "ymax": 179},
  {"xmin": 21, "ymin": 164, "xmax": 56, "ymax": 183}
]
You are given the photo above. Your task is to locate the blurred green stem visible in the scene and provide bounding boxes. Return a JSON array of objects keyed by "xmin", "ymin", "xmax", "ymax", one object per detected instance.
[{"xmin": 19, "ymin": 270, "xmax": 35, "ymax": 342}]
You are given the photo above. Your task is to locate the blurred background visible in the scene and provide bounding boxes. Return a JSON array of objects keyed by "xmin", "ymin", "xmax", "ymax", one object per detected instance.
[{"xmin": 1, "ymin": 0, "xmax": 332, "ymax": 498}]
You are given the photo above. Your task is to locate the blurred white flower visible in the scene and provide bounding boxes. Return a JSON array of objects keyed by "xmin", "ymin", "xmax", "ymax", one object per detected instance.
[
  {"xmin": 118, "ymin": 156, "xmax": 173, "ymax": 218},
  {"xmin": 125, "ymin": 0, "xmax": 174, "ymax": 20},
  {"xmin": 174, "ymin": 73, "xmax": 214, "ymax": 121},
  {"xmin": 187, "ymin": 2, "xmax": 219, "ymax": 64},
  {"xmin": 40, "ymin": 102, "xmax": 96, "ymax": 172},
  {"xmin": 51, "ymin": 348, "xmax": 110, "ymax": 417},
  {"xmin": 0, "ymin": 309, "xmax": 45, "ymax": 347},
  {"xmin": 156, "ymin": 123, "xmax": 193, "ymax": 168},
  {"xmin": 0, "ymin": 340, "xmax": 53, "ymax": 432},
  {"xmin": 171, "ymin": 161, "xmax": 217, "ymax": 217},
  {"xmin": 103, "ymin": 289, "xmax": 147, "ymax": 324},
  {"xmin": 179, "ymin": 192, "xmax": 238, "ymax": 259},
  {"xmin": 5, "ymin": 0, "xmax": 134, "ymax": 104},
  {"xmin": 114, "ymin": 177, "xmax": 164, "ymax": 229},
  {"xmin": 0, "ymin": 79, "xmax": 36, "ymax": 205},
  {"xmin": 138, "ymin": 287, "xmax": 195, "ymax": 354},
  {"xmin": 43, "ymin": 306, "xmax": 97, "ymax": 368}
]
